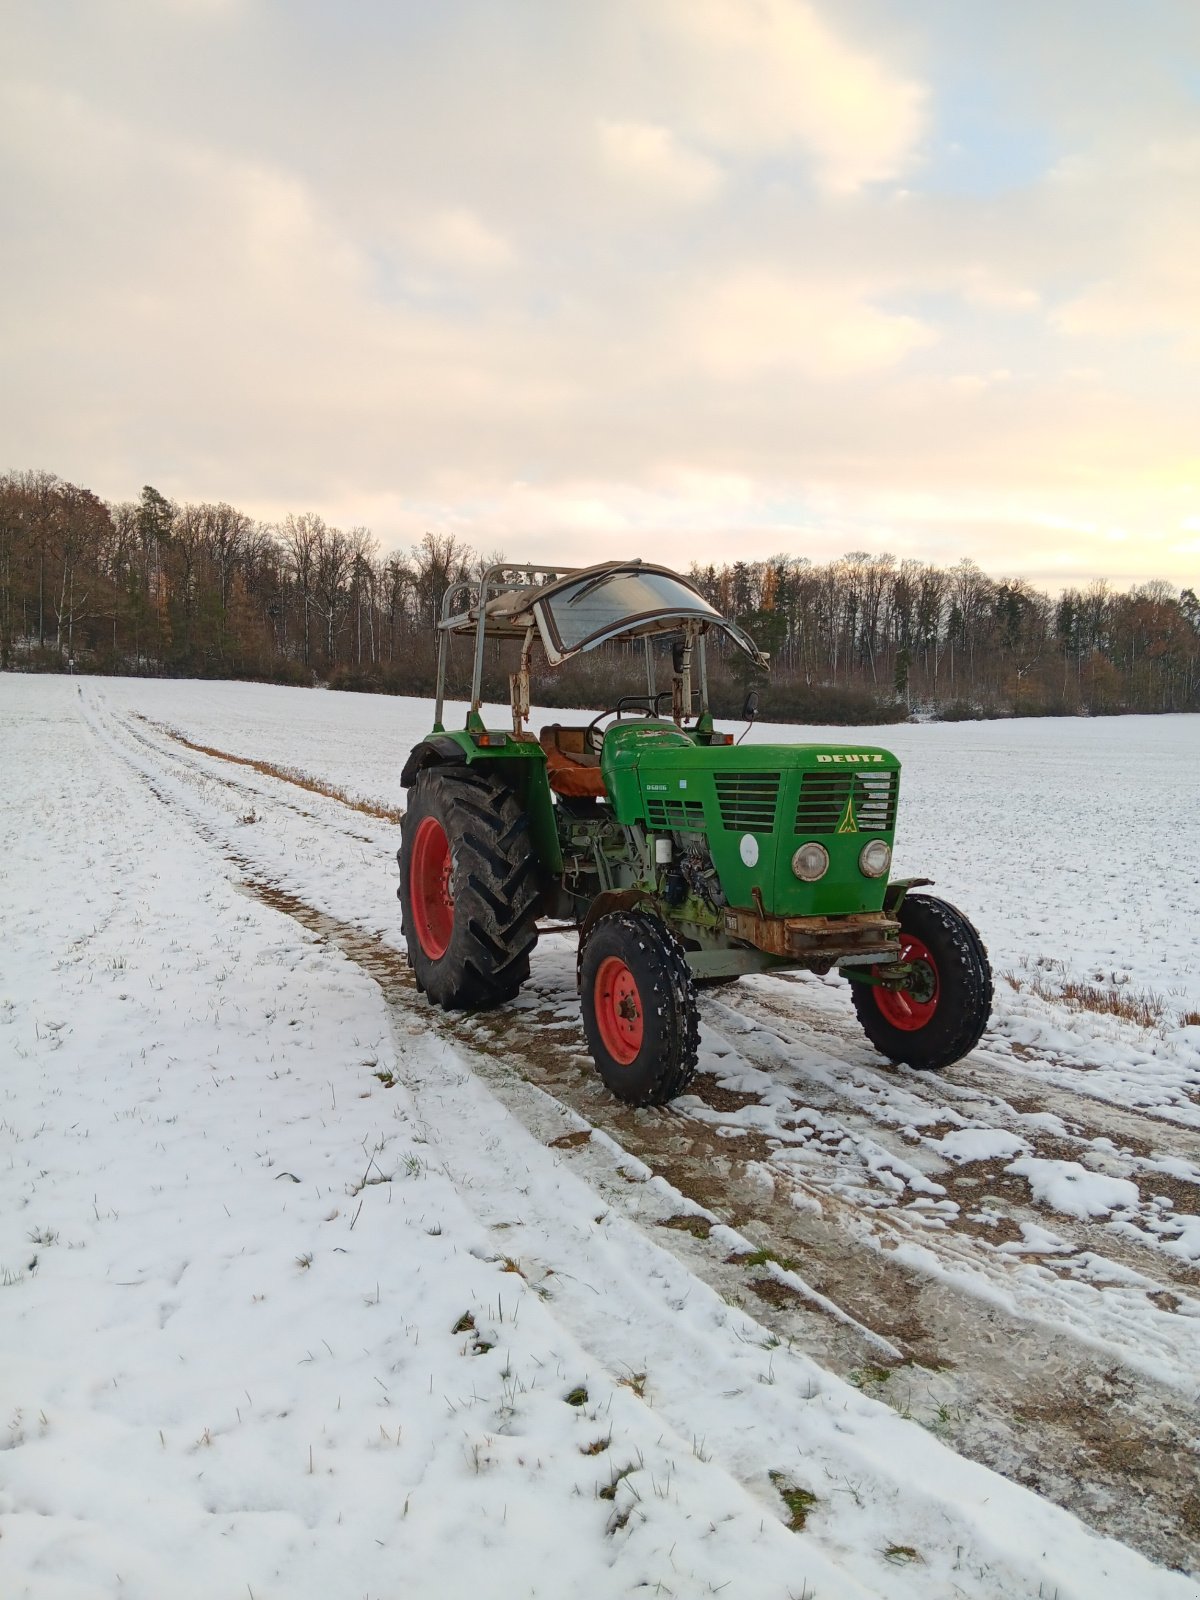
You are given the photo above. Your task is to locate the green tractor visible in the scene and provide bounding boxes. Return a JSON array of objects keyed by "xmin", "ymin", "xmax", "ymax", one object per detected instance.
[{"xmin": 398, "ymin": 561, "xmax": 992, "ymax": 1106}]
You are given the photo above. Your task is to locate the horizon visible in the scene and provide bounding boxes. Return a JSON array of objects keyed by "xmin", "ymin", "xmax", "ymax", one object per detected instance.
[{"xmin": 3, "ymin": 2, "xmax": 1199, "ymax": 589}]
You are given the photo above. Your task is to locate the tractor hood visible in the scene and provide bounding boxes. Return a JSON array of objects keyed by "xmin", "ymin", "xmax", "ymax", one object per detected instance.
[{"xmin": 601, "ymin": 728, "xmax": 902, "ymax": 917}]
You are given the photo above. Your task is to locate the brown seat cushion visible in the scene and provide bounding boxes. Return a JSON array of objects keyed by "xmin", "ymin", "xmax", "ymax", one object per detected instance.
[{"xmin": 539, "ymin": 728, "xmax": 608, "ymax": 798}]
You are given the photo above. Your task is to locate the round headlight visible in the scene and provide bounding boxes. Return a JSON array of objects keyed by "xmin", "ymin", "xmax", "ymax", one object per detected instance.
[
  {"xmin": 859, "ymin": 839, "xmax": 891, "ymax": 878},
  {"xmin": 792, "ymin": 842, "xmax": 829, "ymax": 881}
]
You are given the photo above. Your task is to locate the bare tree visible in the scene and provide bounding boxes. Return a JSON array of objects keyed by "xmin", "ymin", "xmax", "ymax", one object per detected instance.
[
  {"xmin": 413, "ymin": 531, "xmax": 473, "ymax": 628},
  {"xmin": 280, "ymin": 512, "xmax": 324, "ymax": 668},
  {"xmin": 312, "ymin": 523, "xmax": 355, "ymax": 668}
]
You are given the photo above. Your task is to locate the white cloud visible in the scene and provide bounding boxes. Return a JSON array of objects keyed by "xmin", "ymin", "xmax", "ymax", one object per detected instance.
[
  {"xmin": 1043, "ymin": 135, "xmax": 1200, "ymax": 347},
  {"xmin": 653, "ymin": 0, "xmax": 927, "ymax": 191},
  {"xmin": 410, "ymin": 207, "xmax": 514, "ymax": 272},
  {"xmin": 1054, "ymin": 272, "xmax": 1200, "ymax": 344},
  {"xmin": 959, "ymin": 273, "xmax": 1040, "ymax": 313},
  {"xmin": 677, "ymin": 268, "xmax": 935, "ymax": 377},
  {"xmin": 597, "ymin": 120, "xmax": 723, "ymax": 206}
]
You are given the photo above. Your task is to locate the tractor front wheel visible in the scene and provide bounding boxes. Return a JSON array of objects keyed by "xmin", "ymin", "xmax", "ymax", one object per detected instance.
[
  {"xmin": 398, "ymin": 767, "xmax": 540, "ymax": 1009},
  {"xmin": 580, "ymin": 911, "xmax": 700, "ymax": 1106},
  {"xmin": 851, "ymin": 892, "xmax": 992, "ymax": 1071}
]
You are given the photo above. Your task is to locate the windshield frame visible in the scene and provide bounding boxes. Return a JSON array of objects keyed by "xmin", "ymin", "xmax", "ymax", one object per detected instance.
[{"xmin": 531, "ymin": 565, "xmax": 723, "ymax": 663}]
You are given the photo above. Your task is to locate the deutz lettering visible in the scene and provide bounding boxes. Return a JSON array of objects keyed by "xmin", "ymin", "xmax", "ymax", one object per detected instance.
[{"xmin": 816, "ymin": 754, "xmax": 886, "ymax": 763}]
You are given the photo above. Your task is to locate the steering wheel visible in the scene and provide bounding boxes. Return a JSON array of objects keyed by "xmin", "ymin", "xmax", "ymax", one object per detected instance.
[
  {"xmin": 585, "ymin": 707, "xmax": 620, "ymax": 755},
  {"xmin": 585, "ymin": 696, "xmax": 666, "ymax": 754}
]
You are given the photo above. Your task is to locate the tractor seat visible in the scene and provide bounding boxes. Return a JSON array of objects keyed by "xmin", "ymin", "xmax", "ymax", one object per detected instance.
[{"xmin": 539, "ymin": 724, "xmax": 608, "ymax": 800}]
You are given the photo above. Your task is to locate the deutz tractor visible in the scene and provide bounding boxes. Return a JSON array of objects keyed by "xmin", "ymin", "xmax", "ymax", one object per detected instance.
[{"xmin": 398, "ymin": 561, "xmax": 992, "ymax": 1106}]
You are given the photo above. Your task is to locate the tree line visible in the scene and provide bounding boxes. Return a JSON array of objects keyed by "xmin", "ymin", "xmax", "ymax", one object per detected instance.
[
  {"xmin": 2, "ymin": 468, "xmax": 1197, "ymax": 721},
  {"xmin": 688, "ymin": 553, "xmax": 1200, "ymax": 718}
]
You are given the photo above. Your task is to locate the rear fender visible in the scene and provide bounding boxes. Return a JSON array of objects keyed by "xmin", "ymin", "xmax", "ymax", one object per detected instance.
[
  {"xmin": 400, "ymin": 735, "xmax": 468, "ymax": 787},
  {"xmin": 401, "ymin": 731, "xmax": 562, "ymax": 876}
]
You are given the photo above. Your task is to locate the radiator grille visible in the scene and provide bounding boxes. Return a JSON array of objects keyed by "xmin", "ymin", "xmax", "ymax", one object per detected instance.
[
  {"xmin": 645, "ymin": 796, "xmax": 706, "ymax": 832},
  {"xmin": 714, "ymin": 772, "xmax": 781, "ymax": 833},
  {"xmin": 794, "ymin": 769, "xmax": 898, "ymax": 835}
]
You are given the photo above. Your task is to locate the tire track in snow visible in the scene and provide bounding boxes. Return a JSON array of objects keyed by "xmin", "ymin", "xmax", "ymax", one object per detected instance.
[{"xmin": 708, "ymin": 982, "xmax": 1200, "ymax": 1292}]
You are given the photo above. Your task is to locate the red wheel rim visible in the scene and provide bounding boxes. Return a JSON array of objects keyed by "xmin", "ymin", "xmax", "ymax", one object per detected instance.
[
  {"xmin": 874, "ymin": 933, "xmax": 939, "ymax": 1031},
  {"xmin": 409, "ymin": 816, "xmax": 454, "ymax": 959},
  {"xmin": 594, "ymin": 956, "xmax": 644, "ymax": 1065}
]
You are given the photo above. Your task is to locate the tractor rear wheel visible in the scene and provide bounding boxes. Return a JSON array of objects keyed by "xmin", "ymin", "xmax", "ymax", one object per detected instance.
[
  {"xmin": 580, "ymin": 911, "xmax": 699, "ymax": 1106},
  {"xmin": 398, "ymin": 767, "xmax": 540, "ymax": 1009},
  {"xmin": 851, "ymin": 892, "xmax": 992, "ymax": 1071}
]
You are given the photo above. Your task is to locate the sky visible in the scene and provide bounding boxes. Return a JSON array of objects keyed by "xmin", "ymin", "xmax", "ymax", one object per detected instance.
[{"xmin": 2, "ymin": 0, "xmax": 1199, "ymax": 590}]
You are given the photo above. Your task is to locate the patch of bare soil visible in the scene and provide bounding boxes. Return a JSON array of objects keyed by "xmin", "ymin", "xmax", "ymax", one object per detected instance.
[
  {"xmin": 1009, "ymin": 1105, "xmax": 1157, "ymax": 1161},
  {"xmin": 1147, "ymin": 1290, "xmax": 1183, "ymax": 1313},
  {"xmin": 941, "ymin": 1206, "xmax": 1025, "ymax": 1246},
  {"xmin": 659, "ymin": 1214, "xmax": 713, "ymax": 1239},
  {"xmin": 747, "ymin": 1275, "xmax": 804, "ymax": 1308},
  {"xmin": 1141, "ymin": 1170, "xmax": 1200, "ymax": 1216},
  {"xmin": 688, "ymin": 1073, "xmax": 762, "ymax": 1113},
  {"xmin": 929, "ymin": 1153, "xmax": 1200, "ymax": 1293}
]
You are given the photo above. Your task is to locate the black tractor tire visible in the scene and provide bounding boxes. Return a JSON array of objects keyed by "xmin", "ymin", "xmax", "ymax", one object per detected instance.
[
  {"xmin": 580, "ymin": 910, "xmax": 700, "ymax": 1106},
  {"xmin": 851, "ymin": 892, "xmax": 992, "ymax": 1071},
  {"xmin": 397, "ymin": 766, "xmax": 540, "ymax": 1009}
]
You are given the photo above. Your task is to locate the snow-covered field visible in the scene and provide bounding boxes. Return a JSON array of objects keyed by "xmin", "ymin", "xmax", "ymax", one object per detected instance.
[{"xmin": 3, "ymin": 674, "xmax": 1199, "ymax": 1598}]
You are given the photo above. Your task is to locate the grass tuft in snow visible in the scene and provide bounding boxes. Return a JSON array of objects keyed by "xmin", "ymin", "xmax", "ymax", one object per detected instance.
[
  {"xmin": 884, "ymin": 1544, "xmax": 923, "ymax": 1565},
  {"xmin": 730, "ymin": 1245, "xmax": 800, "ymax": 1273},
  {"xmin": 598, "ymin": 1461, "xmax": 640, "ymax": 1501},
  {"xmin": 848, "ymin": 1364, "xmax": 893, "ymax": 1391},
  {"xmin": 1006, "ymin": 960, "xmax": 1173, "ymax": 1029},
  {"xmin": 769, "ymin": 1471, "xmax": 818, "ymax": 1532}
]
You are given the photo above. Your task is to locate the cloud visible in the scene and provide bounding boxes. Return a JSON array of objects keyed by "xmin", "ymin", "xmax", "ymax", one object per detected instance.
[
  {"xmin": 676, "ymin": 268, "xmax": 935, "ymax": 378},
  {"xmin": 1054, "ymin": 270, "xmax": 1200, "ymax": 346},
  {"xmin": 597, "ymin": 121, "xmax": 723, "ymax": 206},
  {"xmin": 1, "ymin": 2, "xmax": 1199, "ymax": 587},
  {"xmin": 408, "ymin": 208, "xmax": 514, "ymax": 272},
  {"xmin": 653, "ymin": 0, "xmax": 927, "ymax": 191}
]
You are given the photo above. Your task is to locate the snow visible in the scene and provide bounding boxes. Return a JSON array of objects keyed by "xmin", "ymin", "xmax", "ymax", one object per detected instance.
[
  {"xmin": 1007, "ymin": 1158, "xmax": 1142, "ymax": 1220},
  {"xmin": 931, "ymin": 1129, "xmax": 1029, "ymax": 1164},
  {"xmin": 3, "ymin": 674, "xmax": 1200, "ymax": 1598}
]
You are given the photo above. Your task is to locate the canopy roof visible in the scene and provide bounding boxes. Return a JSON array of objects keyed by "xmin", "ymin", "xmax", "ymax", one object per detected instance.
[{"xmin": 441, "ymin": 559, "xmax": 769, "ymax": 669}]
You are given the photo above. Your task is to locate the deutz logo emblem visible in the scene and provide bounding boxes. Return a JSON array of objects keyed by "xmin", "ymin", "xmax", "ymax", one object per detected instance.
[{"xmin": 836, "ymin": 790, "xmax": 858, "ymax": 834}]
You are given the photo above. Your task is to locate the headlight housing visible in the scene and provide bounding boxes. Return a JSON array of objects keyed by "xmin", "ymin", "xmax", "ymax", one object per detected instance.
[
  {"xmin": 792, "ymin": 842, "xmax": 829, "ymax": 881},
  {"xmin": 859, "ymin": 839, "xmax": 891, "ymax": 878}
]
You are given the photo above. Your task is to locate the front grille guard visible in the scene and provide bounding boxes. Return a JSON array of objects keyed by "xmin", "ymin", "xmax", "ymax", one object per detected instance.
[{"xmin": 794, "ymin": 769, "xmax": 899, "ymax": 835}]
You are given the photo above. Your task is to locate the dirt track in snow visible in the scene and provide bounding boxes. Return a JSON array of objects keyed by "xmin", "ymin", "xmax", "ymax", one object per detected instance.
[
  {"xmin": 225, "ymin": 885, "xmax": 1197, "ymax": 1572},
  {"xmin": 85, "ymin": 685, "xmax": 1200, "ymax": 1574}
]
